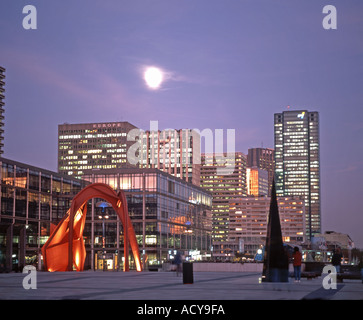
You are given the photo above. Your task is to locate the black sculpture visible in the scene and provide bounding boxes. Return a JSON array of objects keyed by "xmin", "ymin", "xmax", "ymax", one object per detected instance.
[{"xmin": 262, "ymin": 179, "xmax": 289, "ymax": 282}]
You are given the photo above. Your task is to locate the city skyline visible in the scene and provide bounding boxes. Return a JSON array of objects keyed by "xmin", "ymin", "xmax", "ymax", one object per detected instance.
[{"xmin": 0, "ymin": 1, "xmax": 362, "ymax": 247}]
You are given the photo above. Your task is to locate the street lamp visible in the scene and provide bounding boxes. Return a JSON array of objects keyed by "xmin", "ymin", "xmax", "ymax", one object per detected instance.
[
  {"xmin": 98, "ymin": 214, "xmax": 109, "ymax": 250},
  {"xmin": 185, "ymin": 221, "xmax": 192, "ymax": 258}
]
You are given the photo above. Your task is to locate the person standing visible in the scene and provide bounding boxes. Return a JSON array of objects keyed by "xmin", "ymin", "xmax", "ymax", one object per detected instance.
[
  {"xmin": 332, "ymin": 247, "xmax": 342, "ymax": 273},
  {"xmin": 292, "ymin": 247, "xmax": 302, "ymax": 283},
  {"xmin": 173, "ymin": 251, "xmax": 182, "ymax": 276}
]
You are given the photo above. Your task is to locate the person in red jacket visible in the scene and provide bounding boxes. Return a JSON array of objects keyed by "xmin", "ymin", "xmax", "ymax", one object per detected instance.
[{"xmin": 292, "ymin": 247, "xmax": 302, "ymax": 282}]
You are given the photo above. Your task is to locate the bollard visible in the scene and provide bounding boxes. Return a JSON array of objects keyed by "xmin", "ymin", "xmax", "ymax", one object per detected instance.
[{"xmin": 183, "ymin": 262, "xmax": 193, "ymax": 284}]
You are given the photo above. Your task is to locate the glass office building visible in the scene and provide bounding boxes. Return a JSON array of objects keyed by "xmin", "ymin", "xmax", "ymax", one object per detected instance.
[
  {"xmin": 274, "ymin": 110, "xmax": 321, "ymax": 239},
  {"xmin": 0, "ymin": 157, "xmax": 88, "ymax": 271},
  {"xmin": 82, "ymin": 167, "xmax": 212, "ymax": 270},
  {"xmin": 0, "ymin": 158, "xmax": 212, "ymax": 271}
]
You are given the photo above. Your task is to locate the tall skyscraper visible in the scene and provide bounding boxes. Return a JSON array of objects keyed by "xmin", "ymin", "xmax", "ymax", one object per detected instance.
[
  {"xmin": 0, "ymin": 66, "xmax": 5, "ymax": 155},
  {"xmin": 200, "ymin": 152, "xmax": 247, "ymax": 243},
  {"xmin": 274, "ymin": 110, "xmax": 320, "ymax": 239},
  {"xmin": 247, "ymin": 148, "xmax": 274, "ymax": 195}
]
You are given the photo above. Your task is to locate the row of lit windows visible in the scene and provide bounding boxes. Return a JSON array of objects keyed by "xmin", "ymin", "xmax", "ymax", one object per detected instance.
[
  {"xmin": 283, "ymin": 131, "xmax": 308, "ymax": 135},
  {"xmin": 59, "ymin": 133, "xmax": 127, "ymax": 140}
]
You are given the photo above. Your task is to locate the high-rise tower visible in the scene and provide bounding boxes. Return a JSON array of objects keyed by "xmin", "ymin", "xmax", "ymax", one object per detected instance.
[{"xmin": 274, "ymin": 110, "xmax": 320, "ymax": 239}]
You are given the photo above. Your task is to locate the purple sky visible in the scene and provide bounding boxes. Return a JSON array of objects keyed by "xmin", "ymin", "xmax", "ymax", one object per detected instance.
[{"xmin": 1, "ymin": 1, "xmax": 362, "ymax": 247}]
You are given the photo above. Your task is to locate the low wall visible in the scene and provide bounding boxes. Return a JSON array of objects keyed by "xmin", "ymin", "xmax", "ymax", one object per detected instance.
[
  {"xmin": 164, "ymin": 262, "xmax": 308, "ymax": 273},
  {"xmin": 192, "ymin": 262, "xmax": 263, "ymax": 272}
]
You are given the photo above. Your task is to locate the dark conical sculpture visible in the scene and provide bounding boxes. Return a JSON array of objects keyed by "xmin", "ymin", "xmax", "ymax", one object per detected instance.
[{"xmin": 262, "ymin": 179, "xmax": 289, "ymax": 282}]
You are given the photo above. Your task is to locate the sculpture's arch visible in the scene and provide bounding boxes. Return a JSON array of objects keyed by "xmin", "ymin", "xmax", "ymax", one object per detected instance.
[{"xmin": 41, "ymin": 183, "xmax": 142, "ymax": 272}]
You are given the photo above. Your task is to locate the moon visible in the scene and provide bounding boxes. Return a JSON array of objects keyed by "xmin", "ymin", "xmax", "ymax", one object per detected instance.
[{"xmin": 144, "ymin": 67, "xmax": 164, "ymax": 89}]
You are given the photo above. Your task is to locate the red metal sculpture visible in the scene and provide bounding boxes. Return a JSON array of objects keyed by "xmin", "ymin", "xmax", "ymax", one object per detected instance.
[{"xmin": 41, "ymin": 183, "xmax": 142, "ymax": 272}]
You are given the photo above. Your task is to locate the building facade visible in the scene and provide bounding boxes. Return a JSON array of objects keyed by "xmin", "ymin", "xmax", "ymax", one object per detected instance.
[
  {"xmin": 0, "ymin": 66, "xmax": 5, "ymax": 156},
  {"xmin": 246, "ymin": 167, "xmax": 268, "ymax": 196},
  {"xmin": 200, "ymin": 152, "xmax": 247, "ymax": 249},
  {"xmin": 58, "ymin": 121, "xmax": 138, "ymax": 177},
  {"xmin": 138, "ymin": 128, "xmax": 201, "ymax": 186},
  {"xmin": 228, "ymin": 196, "xmax": 306, "ymax": 256},
  {"xmin": 82, "ymin": 167, "xmax": 212, "ymax": 270},
  {"xmin": 314, "ymin": 231, "xmax": 355, "ymax": 250},
  {"xmin": 274, "ymin": 110, "xmax": 320, "ymax": 239},
  {"xmin": 58, "ymin": 122, "xmax": 201, "ymax": 187},
  {"xmin": 0, "ymin": 157, "xmax": 212, "ymax": 271},
  {"xmin": 0, "ymin": 157, "xmax": 88, "ymax": 271},
  {"xmin": 247, "ymin": 148, "xmax": 274, "ymax": 195}
]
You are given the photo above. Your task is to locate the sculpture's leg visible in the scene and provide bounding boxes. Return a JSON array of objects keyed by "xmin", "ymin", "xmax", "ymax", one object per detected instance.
[{"xmin": 124, "ymin": 205, "xmax": 129, "ymax": 272}]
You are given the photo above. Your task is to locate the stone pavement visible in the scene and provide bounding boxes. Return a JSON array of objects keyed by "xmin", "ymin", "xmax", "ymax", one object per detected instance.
[{"xmin": 0, "ymin": 270, "xmax": 362, "ymax": 300}]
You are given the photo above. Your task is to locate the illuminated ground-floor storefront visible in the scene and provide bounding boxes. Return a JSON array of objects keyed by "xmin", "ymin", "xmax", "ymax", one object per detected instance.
[
  {"xmin": 83, "ymin": 227, "xmax": 213, "ymax": 271},
  {"xmin": 82, "ymin": 168, "xmax": 213, "ymax": 270}
]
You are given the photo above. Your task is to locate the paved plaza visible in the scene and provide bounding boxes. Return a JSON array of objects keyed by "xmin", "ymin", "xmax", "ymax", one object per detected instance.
[{"xmin": 0, "ymin": 270, "xmax": 362, "ymax": 300}]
